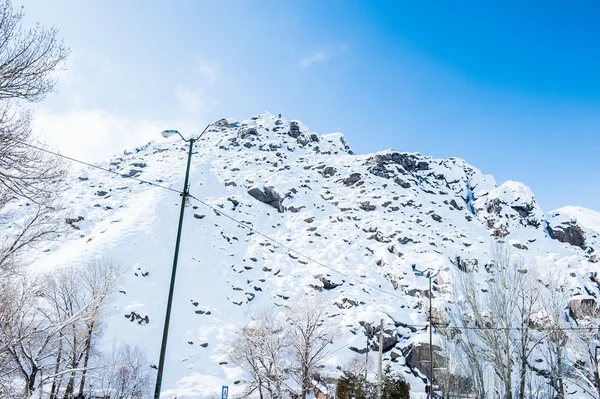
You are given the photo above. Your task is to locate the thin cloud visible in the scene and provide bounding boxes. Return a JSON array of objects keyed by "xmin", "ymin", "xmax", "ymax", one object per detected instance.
[
  {"xmin": 197, "ymin": 58, "xmax": 218, "ymax": 84},
  {"xmin": 299, "ymin": 50, "xmax": 329, "ymax": 69},
  {"xmin": 299, "ymin": 44, "xmax": 348, "ymax": 69}
]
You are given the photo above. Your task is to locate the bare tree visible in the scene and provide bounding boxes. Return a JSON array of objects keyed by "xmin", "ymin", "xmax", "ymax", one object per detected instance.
[
  {"xmin": 229, "ymin": 308, "xmax": 291, "ymax": 399},
  {"xmin": 286, "ymin": 295, "xmax": 335, "ymax": 399},
  {"xmin": 535, "ymin": 265, "xmax": 571, "ymax": 399},
  {"xmin": 0, "ymin": 0, "xmax": 69, "ymax": 271},
  {"xmin": 96, "ymin": 343, "xmax": 153, "ymax": 399},
  {"xmin": 569, "ymin": 320, "xmax": 600, "ymax": 399},
  {"xmin": 450, "ymin": 246, "xmax": 536, "ymax": 399}
]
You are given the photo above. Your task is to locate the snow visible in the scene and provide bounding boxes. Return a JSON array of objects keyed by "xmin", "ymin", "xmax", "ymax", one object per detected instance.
[
  {"xmin": 10, "ymin": 111, "xmax": 599, "ymax": 398},
  {"xmin": 552, "ymin": 206, "xmax": 600, "ymax": 233}
]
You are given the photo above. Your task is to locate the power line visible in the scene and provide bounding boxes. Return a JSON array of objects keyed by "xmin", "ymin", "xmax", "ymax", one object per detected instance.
[
  {"xmin": 14, "ymin": 139, "xmax": 600, "ymax": 335},
  {"xmin": 328, "ymin": 334, "xmax": 367, "ymax": 356},
  {"xmin": 188, "ymin": 193, "xmax": 407, "ymax": 302},
  {"xmin": 11, "ymin": 138, "xmax": 183, "ymax": 195},
  {"xmin": 187, "ymin": 194, "xmax": 600, "ymax": 334}
]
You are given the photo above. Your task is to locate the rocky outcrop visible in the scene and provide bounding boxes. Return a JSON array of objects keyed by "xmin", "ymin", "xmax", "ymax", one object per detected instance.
[
  {"xmin": 548, "ymin": 221, "xmax": 586, "ymax": 248},
  {"xmin": 365, "ymin": 152, "xmax": 429, "ymax": 179},
  {"xmin": 237, "ymin": 127, "xmax": 258, "ymax": 139},
  {"xmin": 342, "ymin": 173, "xmax": 362, "ymax": 186},
  {"xmin": 247, "ymin": 186, "xmax": 285, "ymax": 213}
]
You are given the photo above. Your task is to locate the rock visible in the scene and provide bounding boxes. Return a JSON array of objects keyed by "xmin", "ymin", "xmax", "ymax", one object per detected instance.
[
  {"xmin": 374, "ymin": 327, "xmax": 397, "ymax": 352},
  {"xmin": 449, "ymin": 199, "xmax": 463, "ymax": 210},
  {"xmin": 96, "ymin": 190, "xmax": 108, "ymax": 196},
  {"xmin": 247, "ymin": 186, "xmax": 285, "ymax": 213},
  {"xmin": 296, "ymin": 135, "xmax": 310, "ymax": 146},
  {"xmin": 343, "ymin": 173, "xmax": 361, "ymax": 186},
  {"xmin": 548, "ymin": 222, "xmax": 586, "ymax": 248},
  {"xmin": 359, "ymin": 201, "xmax": 376, "ymax": 212},
  {"xmin": 237, "ymin": 127, "xmax": 258, "ymax": 138},
  {"xmin": 430, "ymin": 213, "xmax": 442, "ymax": 222},
  {"xmin": 193, "ymin": 214, "xmax": 205, "ymax": 219},
  {"xmin": 569, "ymin": 297, "xmax": 600, "ymax": 319},
  {"xmin": 512, "ymin": 243, "xmax": 528, "ymax": 250},
  {"xmin": 402, "ymin": 342, "xmax": 441, "ymax": 380},
  {"xmin": 65, "ymin": 216, "xmax": 84, "ymax": 224},
  {"xmin": 394, "ymin": 177, "xmax": 411, "ymax": 188},
  {"xmin": 78, "ymin": 176, "xmax": 88, "ymax": 181},
  {"xmin": 289, "ymin": 121, "xmax": 301, "ymax": 138},
  {"xmin": 225, "ymin": 181, "xmax": 237, "ymax": 187},
  {"xmin": 321, "ymin": 166, "xmax": 337, "ymax": 177},
  {"xmin": 121, "ymin": 169, "xmax": 142, "ymax": 178},
  {"xmin": 365, "ymin": 152, "xmax": 430, "ymax": 179},
  {"xmin": 316, "ymin": 275, "xmax": 342, "ymax": 290},
  {"xmin": 227, "ymin": 197, "xmax": 240, "ymax": 207},
  {"xmin": 130, "ymin": 162, "xmax": 147, "ymax": 168}
]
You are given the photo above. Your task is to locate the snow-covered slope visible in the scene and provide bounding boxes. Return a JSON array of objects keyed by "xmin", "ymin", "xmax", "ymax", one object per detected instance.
[{"xmin": 24, "ymin": 112, "xmax": 599, "ymax": 397}]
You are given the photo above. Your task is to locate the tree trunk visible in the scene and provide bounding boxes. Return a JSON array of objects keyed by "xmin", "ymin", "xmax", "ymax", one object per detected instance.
[
  {"xmin": 27, "ymin": 365, "xmax": 38, "ymax": 395},
  {"xmin": 50, "ymin": 331, "xmax": 64, "ymax": 399},
  {"xmin": 63, "ymin": 325, "xmax": 78, "ymax": 399},
  {"xmin": 557, "ymin": 345, "xmax": 564, "ymax": 399},
  {"xmin": 76, "ymin": 322, "xmax": 95, "ymax": 399}
]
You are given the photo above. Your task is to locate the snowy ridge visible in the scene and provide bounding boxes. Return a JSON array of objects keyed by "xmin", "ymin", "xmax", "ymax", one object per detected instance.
[{"xmin": 20, "ymin": 112, "xmax": 599, "ymax": 398}]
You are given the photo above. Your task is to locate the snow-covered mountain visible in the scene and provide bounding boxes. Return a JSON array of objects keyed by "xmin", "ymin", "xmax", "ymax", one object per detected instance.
[{"xmin": 25, "ymin": 112, "xmax": 599, "ymax": 398}]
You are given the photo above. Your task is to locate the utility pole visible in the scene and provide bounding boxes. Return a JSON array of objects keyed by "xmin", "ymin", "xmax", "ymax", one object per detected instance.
[
  {"xmin": 365, "ymin": 326, "xmax": 370, "ymax": 381},
  {"xmin": 154, "ymin": 137, "xmax": 194, "ymax": 399},
  {"xmin": 154, "ymin": 121, "xmax": 224, "ymax": 398},
  {"xmin": 377, "ymin": 318, "xmax": 383, "ymax": 399},
  {"xmin": 428, "ymin": 272, "xmax": 434, "ymax": 399}
]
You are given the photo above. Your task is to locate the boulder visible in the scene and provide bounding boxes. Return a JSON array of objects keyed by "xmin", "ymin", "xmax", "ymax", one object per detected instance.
[
  {"xmin": 365, "ymin": 152, "xmax": 430, "ymax": 179},
  {"xmin": 343, "ymin": 173, "xmax": 362, "ymax": 186},
  {"xmin": 548, "ymin": 222, "xmax": 586, "ymax": 248},
  {"xmin": 321, "ymin": 166, "xmax": 336, "ymax": 177},
  {"xmin": 360, "ymin": 201, "xmax": 376, "ymax": 212},
  {"xmin": 247, "ymin": 186, "xmax": 285, "ymax": 213},
  {"xmin": 289, "ymin": 122, "xmax": 301, "ymax": 138},
  {"xmin": 237, "ymin": 127, "xmax": 258, "ymax": 139},
  {"xmin": 316, "ymin": 275, "xmax": 342, "ymax": 290}
]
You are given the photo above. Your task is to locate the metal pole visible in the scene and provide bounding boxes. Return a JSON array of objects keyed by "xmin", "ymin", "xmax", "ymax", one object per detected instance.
[
  {"xmin": 429, "ymin": 273, "xmax": 434, "ymax": 398},
  {"xmin": 378, "ymin": 318, "xmax": 383, "ymax": 399},
  {"xmin": 154, "ymin": 138, "xmax": 195, "ymax": 399},
  {"xmin": 365, "ymin": 327, "xmax": 369, "ymax": 381}
]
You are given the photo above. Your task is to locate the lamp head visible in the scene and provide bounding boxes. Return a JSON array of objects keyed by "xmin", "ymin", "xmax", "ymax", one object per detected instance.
[{"xmin": 161, "ymin": 129, "xmax": 180, "ymax": 138}]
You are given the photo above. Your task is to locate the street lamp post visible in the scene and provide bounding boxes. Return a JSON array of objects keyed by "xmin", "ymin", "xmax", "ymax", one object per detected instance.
[
  {"xmin": 153, "ymin": 120, "xmax": 227, "ymax": 399},
  {"xmin": 413, "ymin": 266, "xmax": 440, "ymax": 399}
]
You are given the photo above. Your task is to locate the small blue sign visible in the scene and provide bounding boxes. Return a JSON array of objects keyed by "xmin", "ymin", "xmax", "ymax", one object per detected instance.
[{"xmin": 222, "ymin": 385, "xmax": 229, "ymax": 399}]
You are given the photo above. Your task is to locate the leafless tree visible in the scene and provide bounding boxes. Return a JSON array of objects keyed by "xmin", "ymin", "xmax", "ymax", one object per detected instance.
[
  {"xmin": 96, "ymin": 343, "xmax": 153, "ymax": 399},
  {"xmin": 229, "ymin": 308, "xmax": 291, "ymax": 399},
  {"xmin": 286, "ymin": 295, "xmax": 335, "ymax": 399},
  {"xmin": 0, "ymin": 0, "xmax": 69, "ymax": 271},
  {"xmin": 569, "ymin": 320, "xmax": 600, "ymax": 399},
  {"xmin": 450, "ymin": 246, "xmax": 536, "ymax": 399},
  {"xmin": 535, "ymin": 265, "xmax": 571, "ymax": 399}
]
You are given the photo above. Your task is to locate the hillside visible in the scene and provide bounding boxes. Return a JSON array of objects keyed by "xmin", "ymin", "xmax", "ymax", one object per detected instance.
[{"xmin": 21, "ymin": 112, "xmax": 600, "ymax": 398}]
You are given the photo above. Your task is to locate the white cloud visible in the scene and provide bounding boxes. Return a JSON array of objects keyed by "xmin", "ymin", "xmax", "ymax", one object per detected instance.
[
  {"xmin": 299, "ymin": 44, "xmax": 348, "ymax": 69},
  {"xmin": 299, "ymin": 51, "xmax": 328, "ymax": 69},
  {"xmin": 32, "ymin": 108, "xmax": 201, "ymax": 163},
  {"xmin": 197, "ymin": 58, "xmax": 218, "ymax": 84}
]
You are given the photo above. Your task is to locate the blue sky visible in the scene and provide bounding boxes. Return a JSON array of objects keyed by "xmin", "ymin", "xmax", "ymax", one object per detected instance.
[{"xmin": 22, "ymin": 0, "xmax": 599, "ymax": 211}]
